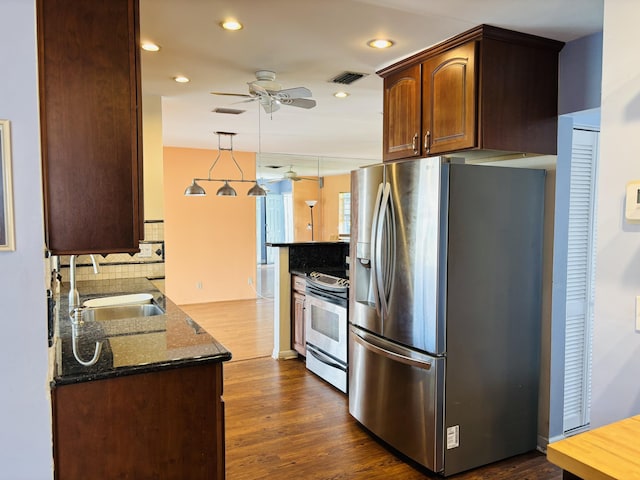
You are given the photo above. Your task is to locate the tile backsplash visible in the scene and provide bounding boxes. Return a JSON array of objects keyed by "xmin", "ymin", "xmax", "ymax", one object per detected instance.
[{"xmin": 57, "ymin": 220, "xmax": 165, "ymax": 283}]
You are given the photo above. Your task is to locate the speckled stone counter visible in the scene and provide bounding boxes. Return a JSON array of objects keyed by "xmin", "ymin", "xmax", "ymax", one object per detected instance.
[
  {"xmin": 266, "ymin": 241, "xmax": 349, "ymax": 272},
  {"xmin": 52, "ymin": 277, "xmax": 231, "ymax": 386}
]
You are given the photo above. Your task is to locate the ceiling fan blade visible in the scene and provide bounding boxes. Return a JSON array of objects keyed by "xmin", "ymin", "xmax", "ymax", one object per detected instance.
[
  {"xmin": 274, "ymin": 87, "xmax": 313, "ymax": 99},
  {"xmin": 231, "ymin": 98, "xmax": 258, "ymax": 104},
  {"xmin": 250, "ymin": 83, "xmax": 269, "ymax": 95},
  {"xmin": 210, "ymin": 92, "xmax": 253, "ymax": 98},
  {"xmin": 280, "ymin": 98, "xmax": 317, "ymax": 109}
]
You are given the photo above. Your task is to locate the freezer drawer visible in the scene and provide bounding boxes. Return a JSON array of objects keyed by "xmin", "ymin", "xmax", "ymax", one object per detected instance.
[{"xmin": 348, "ymin": 325, "xmax": 445, "ymax": 473}]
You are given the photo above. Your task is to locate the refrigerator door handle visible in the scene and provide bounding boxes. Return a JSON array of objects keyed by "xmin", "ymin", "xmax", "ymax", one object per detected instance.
[
  {"xmin": 370, "ymin": 182, "xmax": 385, "ymax": 317},
  {"xmin": 375, "ymin": 182, "xmax": 393, "ymax": 317},
  {"xmin": 352, "ymin": 328, "xmax": 433, "ymax": 371}
]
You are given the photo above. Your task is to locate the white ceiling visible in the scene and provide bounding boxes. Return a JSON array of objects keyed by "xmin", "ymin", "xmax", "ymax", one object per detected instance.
[{"xmin": 139, "ymin": 0, "xmax": 603, "ymax": 176}]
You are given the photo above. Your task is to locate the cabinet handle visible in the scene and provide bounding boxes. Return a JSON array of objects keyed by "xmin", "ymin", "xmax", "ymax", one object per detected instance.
[
  {"xmin": 425, "ymin": 131, "xmax": 431, "ymax": 154},
  {"xmin": 412, "ymin": 133, "xmax": 419, "ymax": 155}
]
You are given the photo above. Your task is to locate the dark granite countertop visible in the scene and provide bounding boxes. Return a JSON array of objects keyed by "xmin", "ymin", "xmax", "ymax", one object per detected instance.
[{"xmin": 52, "ymin": 277, "xmax": 231, "ymax": 386}]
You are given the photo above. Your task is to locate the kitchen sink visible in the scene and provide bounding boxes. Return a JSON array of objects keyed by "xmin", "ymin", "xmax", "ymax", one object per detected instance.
[
  {"xmin": 81, "ymin": 303, "xmax": 164, "ymax": 322},
  {"xmin": 83, "ymin": 293, "xmax": 154, "ymax": 308}
]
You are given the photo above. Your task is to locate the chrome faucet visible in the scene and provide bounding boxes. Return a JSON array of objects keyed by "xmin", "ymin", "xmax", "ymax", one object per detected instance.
[
  {"xmin": 68, "ymin": 254, "xmax": 100, "ymax": 312},
  {"xmin": 68, "ymin": 254, "xmax": 102, "ymax": 366}
]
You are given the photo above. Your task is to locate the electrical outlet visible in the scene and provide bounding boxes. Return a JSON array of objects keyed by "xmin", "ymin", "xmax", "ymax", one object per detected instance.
[{"xmin": 196, "ymin": 281, "xmax": 203, "ymax": 290}]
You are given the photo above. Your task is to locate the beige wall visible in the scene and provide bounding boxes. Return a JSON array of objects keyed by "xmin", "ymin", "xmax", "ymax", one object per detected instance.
[
  {"xmin": 290, "ymin": 174, "xmax": 350, "ymax": 242},
  {"xmin": 292, "ymin": 179, "xmax": 322, "ymax": 241},
  {"xmin": 143, "ymin": 94, "xmax": 164, "ymax": 220},
  {"xmin": 163, "ymin": 146, "xmax": 258, "ymax": 304},
  {"xmin": 321, "ymin": 174, "xmax": 350, "ymax": 241}
]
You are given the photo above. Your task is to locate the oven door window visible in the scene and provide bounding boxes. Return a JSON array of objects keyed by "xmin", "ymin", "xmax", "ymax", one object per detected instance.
[
  {"xmin": 310, "ymin": 304, "xmax": 340, "ymax": 342},
  {"xmin": 305, "ymin": 295, "xmax": 347, "ymax": 363}
]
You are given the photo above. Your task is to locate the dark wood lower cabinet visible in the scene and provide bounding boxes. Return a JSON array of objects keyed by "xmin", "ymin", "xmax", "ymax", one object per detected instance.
[{"xmin": 52, "ymin": 363, "xmax": 225, "ymax": 479}]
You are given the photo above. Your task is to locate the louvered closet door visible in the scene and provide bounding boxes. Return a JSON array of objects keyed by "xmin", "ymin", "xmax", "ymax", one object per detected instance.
[{"xmin": 563, "ymin": 128, "xmax": 599, "ymax": 433}]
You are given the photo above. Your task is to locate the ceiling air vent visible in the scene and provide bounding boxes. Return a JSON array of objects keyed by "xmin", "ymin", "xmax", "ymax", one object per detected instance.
[
  {"xmin": 329, "ymin": 71, "xmax": 368, "ymax": 85},
  {"xmin": 212, "ymin": 107, "xmax": 246, "ymax": 115}
]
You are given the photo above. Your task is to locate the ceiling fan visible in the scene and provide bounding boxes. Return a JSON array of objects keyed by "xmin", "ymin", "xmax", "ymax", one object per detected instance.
[
  {"xmin": 266, "ymin": 165, "xmax": 324, "ymax": 186},
  {"xmin": 211, "ymin": 70, "xmax": 317, "ymax": 114}
]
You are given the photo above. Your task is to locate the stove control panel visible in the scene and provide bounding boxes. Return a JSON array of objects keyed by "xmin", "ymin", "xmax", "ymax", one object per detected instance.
[{"xmin": 309, "ymin": 271, "xmax": 350, "ymax": 288}]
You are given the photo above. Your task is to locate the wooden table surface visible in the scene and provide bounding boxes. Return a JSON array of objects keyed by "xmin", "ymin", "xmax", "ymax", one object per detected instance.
[{"xmin": 547, "ymin": 415, "xmax": 640, "ymax": 480}]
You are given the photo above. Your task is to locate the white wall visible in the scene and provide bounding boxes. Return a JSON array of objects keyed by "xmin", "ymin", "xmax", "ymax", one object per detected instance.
[
  {"xmin": 591, "ymin": 0, "xmax": 640, "ymax": 428},
  {"xmin": 558, "ymin": 32, "xmax": 603, "ymax": 115},
  {"xmin": 548, "ymin": 32, "xmax": 603, "ymax": 442},
  {"xmin": 0, "ymin": 1, "xmax": 52, "ymax": 478}
]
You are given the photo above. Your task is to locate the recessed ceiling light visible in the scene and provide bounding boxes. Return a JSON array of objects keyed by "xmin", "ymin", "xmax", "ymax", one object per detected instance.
[
  {"xmin": 174, "ymin": 75, "xmax": 190, "ymax": 83},
  {"xmin": 334, "ymin": 91, "xmax": 350, "ymax": 98},
  {"xmin": 367, "ymin": 38, "xmax": 394, "ymax": 49},
  {"xmin": 141, "ymin": 42, "xmax": 160, "ymax": 52},
  {"xmin": 220, "ymin": 20, "xmax": 243, "ymax": 31}
]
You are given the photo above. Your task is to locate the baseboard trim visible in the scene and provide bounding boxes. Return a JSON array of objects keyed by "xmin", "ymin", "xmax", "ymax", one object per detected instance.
[{"xmin": 272, "ymin": 349, "xmax": 298, "ymax": 360}]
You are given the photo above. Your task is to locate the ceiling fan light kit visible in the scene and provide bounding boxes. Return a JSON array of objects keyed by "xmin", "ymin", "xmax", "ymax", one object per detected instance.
[{"xmin": 184, "ymin": 131, "xmax": 266, "ymax": 197}]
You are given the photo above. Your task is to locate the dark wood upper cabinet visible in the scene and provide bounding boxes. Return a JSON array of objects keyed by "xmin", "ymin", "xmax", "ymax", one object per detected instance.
[
  {"xmin": 37, "ymin": 0, "xmax": 143, "ymax": 255},
  {"xmin": 382, "ymin": 64, "xmax": 421, "ymax": 161},
  {"xmin": 380, "ymin": 25, "xmax": 564, "ymax": 162},
  {"xmin": 422, "ymin": 42, "xmax": 476, "ymax": 155}
]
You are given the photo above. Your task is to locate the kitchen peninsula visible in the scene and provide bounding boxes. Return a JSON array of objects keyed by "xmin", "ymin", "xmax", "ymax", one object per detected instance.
[
  {"xmin": 267, "ymin": 241, "xmax": 349, "ymax": 359},
  {"xmin": 51, "ymin": 277, "xmax": 231, "ymax": 480}
]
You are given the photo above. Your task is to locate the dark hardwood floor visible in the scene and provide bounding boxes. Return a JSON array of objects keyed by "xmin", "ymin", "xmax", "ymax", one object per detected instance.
[
  {"xmin": 223, "ymin": 358, "xmax": 562, "ymax": 480},
  {"xmin": 187, "ymin": 295, "xmax": 561, "ymax": 479}
]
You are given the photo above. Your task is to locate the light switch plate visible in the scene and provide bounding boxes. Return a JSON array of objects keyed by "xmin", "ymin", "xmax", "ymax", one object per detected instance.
[
  {"xmin": 625, "ymin": 181, "xmax": 640, "ymax": 223},
  {"xmin": 636, "ymin": 296, "xmax": 640, "ymax": 332}
]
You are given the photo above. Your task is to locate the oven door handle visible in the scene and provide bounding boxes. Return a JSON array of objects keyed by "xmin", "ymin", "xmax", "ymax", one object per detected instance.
[
  {"xmin": 307, "ymin": 345, "xmax": 346, "ymax": 371},
  {"xmin": 305, "ymin": 288, "xmax": 347, "ymax": 307}
]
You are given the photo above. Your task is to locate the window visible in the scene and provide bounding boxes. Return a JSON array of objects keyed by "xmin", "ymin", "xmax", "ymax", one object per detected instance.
[{"xmin": 338, "ymin": 192, "xmax": 351, "ymax": 238}]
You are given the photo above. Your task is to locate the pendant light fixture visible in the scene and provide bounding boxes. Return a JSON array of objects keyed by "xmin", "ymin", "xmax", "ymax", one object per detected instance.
[{"xmin": 183, "ymin": 131, "xmax": 266, "ymax": 197}]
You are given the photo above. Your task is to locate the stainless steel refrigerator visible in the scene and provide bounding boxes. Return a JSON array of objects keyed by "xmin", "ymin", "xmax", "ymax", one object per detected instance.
[{"xmin": 348, "ymin": 157, "xmax": 545, "ymax": 476}]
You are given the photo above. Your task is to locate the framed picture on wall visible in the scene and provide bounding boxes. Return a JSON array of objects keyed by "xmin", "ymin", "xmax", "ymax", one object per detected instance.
[{"xmin": 0, "ymin": 120, "xmax": 15, "ymax": 251}]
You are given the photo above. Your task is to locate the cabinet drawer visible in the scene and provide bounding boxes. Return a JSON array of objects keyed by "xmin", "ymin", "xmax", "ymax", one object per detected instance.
[{"xmin": 293, "ymin": 275, "xmax": 307, "ymax": 293}]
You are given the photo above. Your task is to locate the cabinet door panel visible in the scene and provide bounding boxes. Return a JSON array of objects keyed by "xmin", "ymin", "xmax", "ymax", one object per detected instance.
[
  {"xmin": 383, "ymin": 64, "xmax": 421, "ymax": 161},
  {"xmin": 38, "ymin": 0, "xmax": 143, "ymax": 254},
  {"xmin": 53, "ymin": 364, "xmax": 224, "ymax": 479},
  {"xmin": 422, "ymin": 42, "xmax": 476, "ymax": 155},
  {"xmin": 292, "ymin": 291, "xmax": 306, "ymax": 355}
]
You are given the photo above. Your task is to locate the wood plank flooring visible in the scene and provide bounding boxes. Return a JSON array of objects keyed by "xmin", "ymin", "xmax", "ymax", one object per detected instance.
[
  {"xmin": 183, "ymin": 298, "xmax": 562, "ymax": 480},
  {"xmin": 180, "ymin": 298, "xmax": 274, "ymax": 362}
]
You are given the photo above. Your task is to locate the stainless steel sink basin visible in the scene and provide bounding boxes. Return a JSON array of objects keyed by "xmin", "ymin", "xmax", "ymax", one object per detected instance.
[
  {"xmin": 83, "ymin": 293, "xmax": 153, "ymax": 308},
  {"xmin": 82, "ymin": 303, "xmax": 164, "ymax": 322}
]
